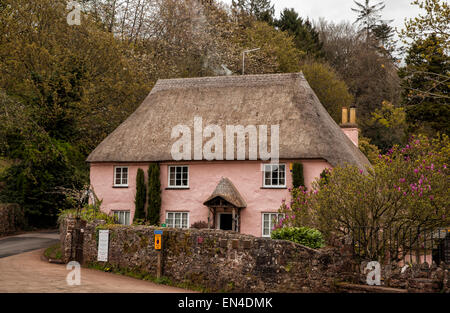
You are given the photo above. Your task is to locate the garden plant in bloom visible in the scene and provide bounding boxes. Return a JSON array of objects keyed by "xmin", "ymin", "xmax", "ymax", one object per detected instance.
[{"xmin": 277, "ymin": 134, "xmax": 449, "ymax": 261}]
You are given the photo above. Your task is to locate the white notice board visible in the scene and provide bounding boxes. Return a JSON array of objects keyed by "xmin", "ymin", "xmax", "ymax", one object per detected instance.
[{"xmin": 97, "ymin": 229, "xmax": 109, "ymax": 262}]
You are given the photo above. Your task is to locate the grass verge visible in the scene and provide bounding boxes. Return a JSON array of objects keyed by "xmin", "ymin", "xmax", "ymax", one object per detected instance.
[{"xmin": 44, "ymin": 243, "xmax": 62, "ymax": 260}]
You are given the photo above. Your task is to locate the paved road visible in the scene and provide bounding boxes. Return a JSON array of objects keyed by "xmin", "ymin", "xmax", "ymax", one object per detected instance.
[
  {"xmin": 0, "ymin": 248, "xmax": 195, "ymax": 293},
  {"xmin": 0, "ymin": 231, "xmax": 60, "ymax": 258}
]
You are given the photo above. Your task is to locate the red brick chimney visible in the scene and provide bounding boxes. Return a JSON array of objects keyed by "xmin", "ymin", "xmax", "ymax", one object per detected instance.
[{"xmin": 340, "ymin": 107, "xmax": 358, "ymax": 147}]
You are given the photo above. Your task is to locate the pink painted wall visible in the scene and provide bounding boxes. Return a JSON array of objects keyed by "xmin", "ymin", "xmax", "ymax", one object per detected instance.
[
  {"xmin": 90, "ymin": 159, "xmax": 331, "ymax": 237},
  {"xmin": 341, "ymin": 127, "xmax": 359, "ymax": 147}
]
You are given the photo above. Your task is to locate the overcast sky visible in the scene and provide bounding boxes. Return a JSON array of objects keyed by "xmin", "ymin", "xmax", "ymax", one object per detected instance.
[{"xmin": 221, "ymin": 0, "xmax": 424, "ymax": 34}]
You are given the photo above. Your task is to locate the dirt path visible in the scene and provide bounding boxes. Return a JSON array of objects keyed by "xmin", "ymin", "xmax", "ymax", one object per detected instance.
[{"xmin": 0, "ymin": 249, "xmax": 195, "ymax": 293}]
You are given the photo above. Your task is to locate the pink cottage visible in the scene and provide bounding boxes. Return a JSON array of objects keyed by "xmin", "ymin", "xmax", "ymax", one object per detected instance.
[{"xmin": 87, "ymin": 73, "xmax": 370, "ymax": 237}]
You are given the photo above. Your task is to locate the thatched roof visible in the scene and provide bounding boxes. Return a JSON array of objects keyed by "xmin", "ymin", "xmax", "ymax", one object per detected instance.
[
  {"xmin": 87, "ymin": 73, "xmax": 370, "ymax": 169},
  {"xmin": 203, "ymin": 177, "xmax": 247, "ymax": 208}
]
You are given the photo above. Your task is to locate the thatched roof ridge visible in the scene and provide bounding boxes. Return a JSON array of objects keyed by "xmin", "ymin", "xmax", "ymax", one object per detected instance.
[
  {"xmin": 86, "ymin": 73, "xmax": 370, "ymax": 169},
  {"xmin": 203, "ymin": 177, "xmax": 247, "ymax": 208},
  {"xmin": 150, "ymin": 73, "xmax": 303, "ymax": 92}
]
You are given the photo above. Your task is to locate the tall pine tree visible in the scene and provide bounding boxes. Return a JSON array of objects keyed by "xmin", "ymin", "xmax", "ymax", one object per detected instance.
[
  {"xmin": 134, "ymin": 168, "xmax": 146, "ymax": 221},
  {"xmin": 147, "ymin": 163, "xmax": 161, "ymax": 225},
  {"xmin": 399, "ymin": 34, "xmax": 450, "ymax": 135},
  {"xmin": 275, "ymin": 8, "xmax": 323, "ymax": 58},
  {"xmin": 352, "ymin": 0, "xmax": 386, "ymax": 42}
]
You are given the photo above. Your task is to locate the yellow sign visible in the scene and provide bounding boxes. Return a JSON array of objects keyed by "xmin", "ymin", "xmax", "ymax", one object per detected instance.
[{"xmin": 154, "ymin": 234, "xmax": 162, "ymax": 250}]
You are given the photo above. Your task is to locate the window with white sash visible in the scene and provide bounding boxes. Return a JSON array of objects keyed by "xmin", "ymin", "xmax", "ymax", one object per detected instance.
[
  {"xmin": 168, "ymin": 165, "xmax": 189, "ymax": 188},
  {"xmin": 263, "ymin": 164, "xmax": 286, "ymax": 187},
  {"xmin": 262, "ymin": 213, "xmax": 285, "ymax": 237},
  {"xmin": 166, "ymin": 212, "xmax": 189, "ymax": 228},
  {"xmin": 113, "ymin": 210, "xmax": 130, "ymax": 225},
  {"xmin": 114, "ymin": 166, "xmax": 128, "ymax": 187}
]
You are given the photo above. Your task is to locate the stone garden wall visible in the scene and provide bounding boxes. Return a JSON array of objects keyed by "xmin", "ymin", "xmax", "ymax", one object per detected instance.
[
  {"xmin": 354, "ymin": 260, "xmax": 449, "ymax": 293},
  {"xmin": 60, "ymin": 218, "xmax": 357, "ymax": 292},
  {"xmin": 0, "ymin": 203, "xmax": 24, "ymax": 236},
  {"xmin": 59, "ymin": 218, "xmax": 449, "ymax": 293}
]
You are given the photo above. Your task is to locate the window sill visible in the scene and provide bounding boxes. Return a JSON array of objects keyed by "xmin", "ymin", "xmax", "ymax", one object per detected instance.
[
  {"xmin": 165, "ymin": 187, "xmax": 190, "ymax": 190},
  {"xmin": 112, "ymin": 185, "xmax": 129, "ymax": 188},
  {"xmin": 260, "ymin": 186, "xmax": 287, "ymax": 189}
]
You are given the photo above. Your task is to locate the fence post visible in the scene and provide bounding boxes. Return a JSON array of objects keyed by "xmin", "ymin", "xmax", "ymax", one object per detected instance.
[{"xmin": 416, "ymin": 226, "xmax": 421, "ymax": 264}]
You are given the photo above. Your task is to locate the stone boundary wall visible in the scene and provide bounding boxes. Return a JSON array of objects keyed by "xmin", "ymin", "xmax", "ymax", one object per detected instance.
[
  {"xmin": 60, "ymin": 218, "xmax": 357, "ymax": 292},
  {"xmin": 354, "ymin": 261, "xmax": 449, "ymax": 293},
  {"xmin": 60, "ymin": 218, "xmax": 449, "ymax": 293},
  {"xmin": 0, "ymin": 203, "xmax": 24, "ymax": 236}
]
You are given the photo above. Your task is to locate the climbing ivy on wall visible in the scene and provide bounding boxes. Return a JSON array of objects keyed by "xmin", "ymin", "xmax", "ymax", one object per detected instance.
[
  {"xmin": 292, "ymin": 163, "xmax": 305, "ymax": 188},
  {"xmin": 147, "ymin": 163, "xmax": 161, "ymax": 225}
]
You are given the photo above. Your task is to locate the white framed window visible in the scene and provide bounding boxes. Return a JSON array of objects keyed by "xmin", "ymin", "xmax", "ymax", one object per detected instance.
[
  {"xmin": 113, "ymin": 210, "xmax": 130, "ymax": 225},
  {"xmin": 262, "ymin": 213, "xmax": 285, "ymax": 237},
  {"xmin": 114, "ymin": 166, "xmax": 128, "ymax": 187},
  {"xmin": 168, "ymin": 165, "xmax": 189, "ymax": 188},
  {"xmin": 166, "ymin": 212, "xmax": 189, "ymax": 228},
  {"xmin": 263, "ymin": 164, "xmax": 286, "ymax": 188}
]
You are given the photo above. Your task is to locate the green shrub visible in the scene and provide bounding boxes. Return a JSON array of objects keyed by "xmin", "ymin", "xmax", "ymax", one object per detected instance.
[
  {"xmin": 58, "ymin": 200, "xmax": 117, "ymax": 225},
  {"xmin": 319, "ymin": 168, "xmax": 331, "ymax": 187},
  {"xmin": 44, "ymin": 243, "xmax": 62, "ymax": 260},
  {"xmin": 132, "ymin": 218, "xmax": 149, "ymax": 226},
  {"xmin": 271, "ymin": 226, "xmax": 325, "ymax": 249}
]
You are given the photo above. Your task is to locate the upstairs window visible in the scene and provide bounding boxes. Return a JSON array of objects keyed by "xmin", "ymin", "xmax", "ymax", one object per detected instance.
[
  {"xmin": 168, "ymin": 165, "xmax": 189, "ymax": 188},
  {"xmin": 114, "ymin": 166, "xmax": 128, "ymax": 187},
  {"xmin": 263, "ymin": 164, "xmax": 286, "ymax": 188}
]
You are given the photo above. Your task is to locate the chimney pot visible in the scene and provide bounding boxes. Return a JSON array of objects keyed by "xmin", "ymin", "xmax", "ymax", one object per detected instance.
[
  {"xmin": 341, "ymin": 107, "xmax": 348, "ymax": 124},
  {"xmin": 349, "ymin": 107, "xmax": 356, "ymax": 124}
]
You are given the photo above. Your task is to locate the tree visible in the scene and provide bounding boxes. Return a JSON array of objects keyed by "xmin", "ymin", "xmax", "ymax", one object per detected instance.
[
  {"xmin": 279, "ymin": 134, "xmax": 450, "ymax": 262},
  {"xmin": 0, "ymin": 93, "xmax": 85, "ymax": 226},
  {"xmin": 275, "ymin": 8, "xmax": 323, "ymax": 58},
  {"xmin": 398, "ymin": 0, "xmax": 449, "ymax": 136},
  {"xmin": 0, "ymin": 0, "xmax": 151, "ymax": 152},
  {"xmin": 372, "ymin": 22, "xmax": 397, "ymax": 58},
  {"xmin": 316, "ymin": 20, "xmax": 401, "ymax": 144},
  {"xmin": 232, "ymin": 0, "xmax": 275, "ymax": 23},
  {"xmin": 147, "ymin": 163, "xmax": 161, "ymax": 225},
  {"xmin": 0, "ymin": 0, "xmax": 150, "ymax": 226},
  {"xmin": 235, "ymin": 21, "xmax": 303, "ymax": 74},
  {"xmin": 365, "ymin": 101, "xmax": 408, "ymax": 152},
  {"xmin": 134, "ymin": 168, "xmax": 146, "ymax": 221},
  {"xmin": 358, "ymin": 135, "xmax": 381, "ymax": 163},
  {"xmin": 351, "ymin": 0, "xmax": 389, "ymax": 44},
  {"xmin": 399, "ymin": 34, "xmax": 450, "ymax": 136},
  {"xmin": 301, "ymin": 61, "xmax": 354, "ymax": 124},
  {"xmin": 400, "ymin": 0, "xmax": 449, "ymax": 44}
]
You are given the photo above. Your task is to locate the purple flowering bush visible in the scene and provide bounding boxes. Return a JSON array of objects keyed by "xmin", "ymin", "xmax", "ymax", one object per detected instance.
[{"xmin": 278, "ymin": 134, "xmax": 449, "ymax": 260}]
